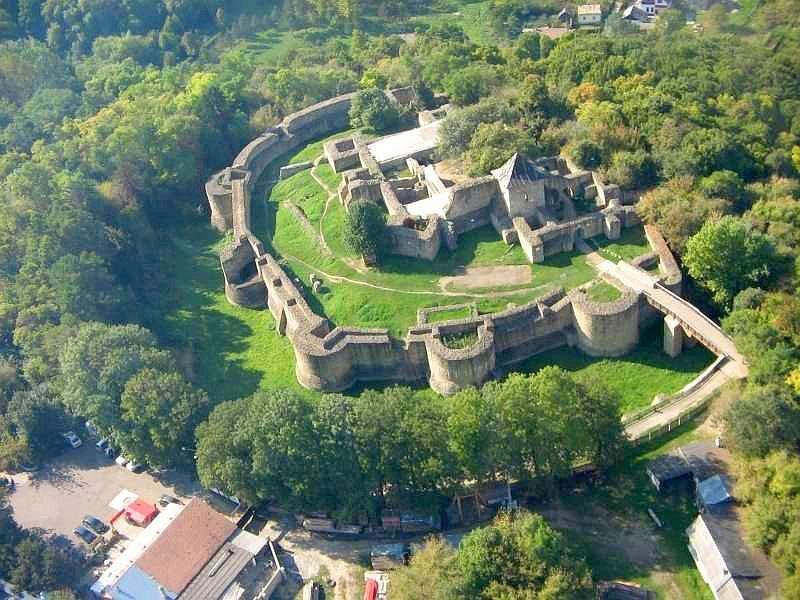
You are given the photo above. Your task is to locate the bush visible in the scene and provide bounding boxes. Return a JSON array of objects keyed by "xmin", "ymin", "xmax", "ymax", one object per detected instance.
[
  {"xmin": 465, "ymin": 121, "xmax": 538, "ymax": 176},
  {"xmin": 349, "ymin": 88, "xmax": 399, "ymax": 133},
  {"xmin": 343, "ymin": 201, "xmax": 387, "ymax": 260},
  {"xmin": 604, "ymin": 150, "xmax": 658, "ymax": 189},
  {"xmin": 567, "ymin": 139, "xmax": 603, "ymax": 169}
]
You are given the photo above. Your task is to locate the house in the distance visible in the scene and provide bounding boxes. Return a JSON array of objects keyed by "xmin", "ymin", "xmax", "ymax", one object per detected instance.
[
  {"xmin": 623, "ymin": 0, "xmax": 673, "ymax": 20},
  {"xmin": 646, "ymin": 442, "xmax": 781, "ymax": 599},
  {"xmin": 91, "ymin": 498, "xmax": 272, "ymax": 600},
  {"xmin": 576, "ymin": 4, "xmax": 603, "ymax": 25}
]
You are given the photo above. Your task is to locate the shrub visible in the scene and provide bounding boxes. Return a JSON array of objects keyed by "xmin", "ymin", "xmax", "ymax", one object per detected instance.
[
  {"xmin": 343, "ymin": 200, "xmax": 387, "ymax": 260},
  {"xmin": 349, "ymin": 88, "xmax": 399, "ymax": 133}
]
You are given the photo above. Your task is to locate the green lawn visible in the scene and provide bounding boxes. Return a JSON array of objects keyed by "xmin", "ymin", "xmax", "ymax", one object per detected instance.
[
  {"xmin": 409, "ymin": 1, "xmax": 498, "ymax": 45},
  {"xmin": 230, "ymin": 28, "xmax": 305, "ymax": 67},
  {"xmin": 516, "ymin": 323, "xmax": 714, "ymax": 414},
  {"xmin": 155, "ymin": 225, "xmax": 304, "ymax": 403},
  {"xmin": 586, "ymin": 280, "xmax": 622, "ymax": 302},
  {"xmin": 592, "ymin": 226, "xmax": 652, "ymax": 263},
  {"xmin": 425, "ymin": 305, "xmax": 475, "ymax": 323}
]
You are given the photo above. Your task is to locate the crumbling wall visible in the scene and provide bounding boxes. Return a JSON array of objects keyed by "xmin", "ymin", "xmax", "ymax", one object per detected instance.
[
  {"xmin": 644, "ymin": 224, "xmax": 682, "ymax": 294},
  {"xmin": 444, "ymin": 177, "xmax": 498, "ymax": 234},
  {"xmin": 205, "ymin": 92, "xmax": 674, "ymax": 396},
  {"xmin": 387, "ymin": 216, "xmax": 443, "ymax": 260}
]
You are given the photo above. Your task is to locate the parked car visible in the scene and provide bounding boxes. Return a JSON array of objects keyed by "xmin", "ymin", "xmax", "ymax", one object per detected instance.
[
  {"xmin": 115, "ymin": 455, "xmax": 129, "ymax": 467},
  {"xmin": 85, "ymin": 421, "xmax": 99, "ymax": 437},
  {"xmin": 158, "ymin": 494, "xmax": 180, "ymax": 507},
  {"xmin": 104, "ymin": 446, "xmax": 116, "ymax": 459},
  {"xmin": 73, "ymin": 526, "xmax": 97, "ymax": 545},
  {"xmin": 82, "ymin": 515, "xmax": 109, "ymax": 534},
  {"xmin": 62, "ymin": 431, "xmax": 82, "ymax": 448},
  {"xmin": 126, "ymin": 460, "xmax": 143, "ymax": 473}
]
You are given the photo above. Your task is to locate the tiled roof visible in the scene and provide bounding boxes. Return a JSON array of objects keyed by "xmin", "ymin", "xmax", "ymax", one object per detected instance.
[
  {"xmin": 135, "ymin": 498, "xmax": 237, "ymax": 596},
  {"xmin": 492, "ymin": 153, "xmax": 548, "ymax": 192}
]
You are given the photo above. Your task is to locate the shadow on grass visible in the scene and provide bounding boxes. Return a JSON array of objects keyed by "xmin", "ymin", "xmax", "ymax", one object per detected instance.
[
  {"xmin": 155, "ymin": 222, "xmax": 265, "ymax": 403},
  {"xmin": 534, "ymin": 419, "xmax": 710, "ymax": 595}
]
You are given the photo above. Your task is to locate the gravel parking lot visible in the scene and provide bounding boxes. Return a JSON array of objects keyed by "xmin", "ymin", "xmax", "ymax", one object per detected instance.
[{"xmin": 6, "ymin": 441, "xmax": 203, "ymax": 540}]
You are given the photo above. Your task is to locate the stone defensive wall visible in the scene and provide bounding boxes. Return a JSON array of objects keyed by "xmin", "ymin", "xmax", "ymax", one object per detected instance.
[
  {"xmin": 206, "ymin": 92, "xmax": 684, "ymax": 395},
  {"xmin": 643, "ymin": 224, "xmax": 682, "ymax": 293}
]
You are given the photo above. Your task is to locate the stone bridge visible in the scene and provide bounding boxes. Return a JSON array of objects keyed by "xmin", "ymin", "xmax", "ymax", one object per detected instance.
[{"xmin": 598, "ymin": 260, "xmax": 748, "ymax": 378}]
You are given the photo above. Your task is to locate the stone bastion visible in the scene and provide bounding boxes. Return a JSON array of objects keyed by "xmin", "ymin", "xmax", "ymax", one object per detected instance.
[{"xmin": 205, "ymin": 91, "xmax": 684, "ymax": 395}]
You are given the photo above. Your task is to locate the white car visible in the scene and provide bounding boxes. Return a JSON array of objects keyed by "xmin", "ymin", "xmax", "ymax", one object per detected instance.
[
  {"xmin": 115, "ymin": 455, "xmax": 129, "ymax": 467},
  {"xmin": 62, "ymin": 431, "xmax": 82, "ymax": 448},
  {"xmin": 126, "ymin": 460, "xmax": 143, "ymax": 473}
]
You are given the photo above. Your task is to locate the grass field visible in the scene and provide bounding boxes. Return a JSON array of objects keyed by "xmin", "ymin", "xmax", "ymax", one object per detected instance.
[
  {"xmin": 255, "ymin": 148, "xmax": 604, "ymax": 335},
  {"xmin": 586, "ymin": 280, "xmax": 622, "ymax": 302},
  {"xmin": 517, "ymin": 322, "xmax": 714, "ymax": 414},
  {"xmin": 158, "ymin": 132, "xmax": 712, "ymax": 413},
  {"xmin": 409, "ymin": 1, "xmax": 498, "ymax": 45},
  {"xmin": 592, "ymin": 226, "xmax": 652, "ymax": 262}
]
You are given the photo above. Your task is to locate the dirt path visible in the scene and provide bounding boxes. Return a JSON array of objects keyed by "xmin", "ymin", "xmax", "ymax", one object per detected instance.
[
  {"xmin": 286, "ymin": 201, "xmax": 334, "ymax": 259},
  {"xmin": 439, "ymin": 265, "xmax": 531, "ymax": 292},
  {"xmin": 283, "ymin": 252, "xmax": 555, "ymax": 301},
  {"xmin": 310, "ymin": 155, "xmax": 366, "ymax": 273},
  {"xmin": 260, "ymin": 520, "xmax": 371, "ymax": 600},
  {"xmin": 538, "ymin": 504, "xmax": 687, "ymax": 599}
]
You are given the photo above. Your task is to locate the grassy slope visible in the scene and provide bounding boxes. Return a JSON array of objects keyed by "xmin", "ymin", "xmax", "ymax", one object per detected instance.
[
  {"xmin": 409, "ymin": 1, "xmax": 498, "ymax": 45},
  {"xmin": 158, "ymin": 226, "xmax": 303, "ymax": 403},
  {"xmin": 517, "ymin": 322, "xmax": 714, "ymax": 414}
]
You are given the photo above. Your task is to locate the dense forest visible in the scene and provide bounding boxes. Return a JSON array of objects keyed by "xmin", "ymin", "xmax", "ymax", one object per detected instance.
[{"xmin": 0, "ymin": 0, "xmax": 800, "ymax": 595}]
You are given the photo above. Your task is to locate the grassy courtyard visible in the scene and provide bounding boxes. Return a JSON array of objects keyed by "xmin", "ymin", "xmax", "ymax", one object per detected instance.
[
  {"xmin": 254, "ymin": 150, "xmax": 607, "ymax": 336},
  {"xmin": 155, "ymin": 132, "xmax": 713, "ymax": 413}
]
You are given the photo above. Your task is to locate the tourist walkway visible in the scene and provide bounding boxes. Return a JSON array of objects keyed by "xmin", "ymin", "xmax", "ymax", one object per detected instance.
[
  {"xmin": 576, "ymin": 240, "xmax": 748, "ymax": 439},
  {"xmin": 596, "ymin": 259, "xmax": 747, "ymax": 377}
]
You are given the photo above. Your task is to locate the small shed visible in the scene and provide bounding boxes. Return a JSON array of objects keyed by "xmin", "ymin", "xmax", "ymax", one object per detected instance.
[
  {"xmin": 697, "ymin": 475, "xmax": 732, "ymax": 511},
  {"xmin": 646, "ymin": 441, "xmax": 730, "ymax": 492},
  {"xmin": 124, "ymin": 498, "xmax": 159, "ymax": 526},
  {"xmin": 597, "ymin": 581, "xmax": 654, "ymax": 599},
  {"xmin": 645, "ymin": 451, "xmax": 692, "ymax": 491}
]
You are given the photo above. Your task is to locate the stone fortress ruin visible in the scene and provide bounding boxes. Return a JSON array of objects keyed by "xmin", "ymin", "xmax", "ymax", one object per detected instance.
[
  {"xmin": 326, "ymin": 106, "xmax": 640, "ymax": 265},
  {"xmin": 206, "ymin": 89, "xmax": 746, "ymax": 396}
]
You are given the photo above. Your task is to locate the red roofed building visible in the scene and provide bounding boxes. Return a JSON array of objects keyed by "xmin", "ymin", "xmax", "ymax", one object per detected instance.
[
  {"xmin": 91, "ymin": 498, "xmax": 267, "ymax": 600},
  {"xmin": 124, "ymin": 498, "xmax": 159, "ymax": 526}
]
